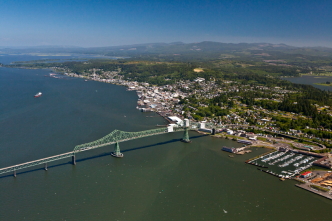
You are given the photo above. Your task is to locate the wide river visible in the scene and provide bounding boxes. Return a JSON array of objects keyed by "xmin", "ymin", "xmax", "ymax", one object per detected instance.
[{"xmin": 1, "ymin": 56, "xmax": 332, "ymax": 220}]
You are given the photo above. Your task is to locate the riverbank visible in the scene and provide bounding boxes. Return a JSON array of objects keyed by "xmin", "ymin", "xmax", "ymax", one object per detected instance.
[{"xmin": 10, "ymin": 64, "xmax": 332, "ymax": 152}]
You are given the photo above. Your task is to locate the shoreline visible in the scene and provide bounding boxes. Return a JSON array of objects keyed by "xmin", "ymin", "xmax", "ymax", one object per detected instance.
[
  {"xmin": 10, "ymin": 67, "xmax": 329, "ymax": 147},
  {"xmin": 8, "ymin": 66, "xmax": 329, "ymax": 153},
  {"xmin": 57, "ymin": 70, "xmax": 188, "ymax": 126}
]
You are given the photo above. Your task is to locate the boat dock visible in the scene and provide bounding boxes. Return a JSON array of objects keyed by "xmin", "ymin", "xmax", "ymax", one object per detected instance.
[{"xmin": 247, "ymin": 150, "xmax": 320, "ymax": 179}]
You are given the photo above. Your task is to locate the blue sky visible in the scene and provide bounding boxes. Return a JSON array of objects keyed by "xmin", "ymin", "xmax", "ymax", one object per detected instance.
[{"xmin": 0, "ymin": 0, "xmax": 331, "ymax": 47}]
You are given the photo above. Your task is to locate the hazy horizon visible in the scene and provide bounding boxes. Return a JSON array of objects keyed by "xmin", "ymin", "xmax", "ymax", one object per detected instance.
[
  {"xmin": 1, "ymin": 0, "xmax": 331, "ymax": 48},
  {"xmin": 1, "ymin": 41, "xmax": 332, "ymax": 50}
]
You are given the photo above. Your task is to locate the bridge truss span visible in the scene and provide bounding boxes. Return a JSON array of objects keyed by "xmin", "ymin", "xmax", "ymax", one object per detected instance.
[
  {"xmin": 73, "ymin": 127, "xmax": 175, "ymax": 153},
  {"xmin": 0, "ymin": 126, "xmax": 188, "ymax": 176}
]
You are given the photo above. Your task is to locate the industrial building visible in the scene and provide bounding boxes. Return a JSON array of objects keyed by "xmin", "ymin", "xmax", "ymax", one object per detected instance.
[
  {"xmin": 237, "ymin": 139, "xmax": 253, "ymax": 145},
  {"xmin": 222, "ymin": 146, "xmax": 238, "ymax": 153}
]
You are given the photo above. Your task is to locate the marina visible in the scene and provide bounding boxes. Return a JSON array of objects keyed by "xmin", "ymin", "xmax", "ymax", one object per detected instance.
[{"xmin": 248, "ymin": 150, "xmax": 320, "ymax": 179}]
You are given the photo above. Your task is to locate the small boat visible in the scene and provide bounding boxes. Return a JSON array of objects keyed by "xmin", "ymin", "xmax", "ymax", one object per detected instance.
[
  {"xmin": 34, "ymin": 92, "xmax": 42, "ymax": 98},
  {"xmin": 111, "ymin": 152, "xmax": 124, "ymax": 158}
]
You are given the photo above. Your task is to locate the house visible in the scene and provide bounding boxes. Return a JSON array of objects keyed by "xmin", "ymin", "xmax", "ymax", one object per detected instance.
[{"xmin": 247, "ymin": 135, "xmax": 257, "ymax": 140}]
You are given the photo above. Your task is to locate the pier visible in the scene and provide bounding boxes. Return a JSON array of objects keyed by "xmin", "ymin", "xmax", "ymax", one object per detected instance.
[{"xmin": 295, "ymin": 184, "xmax": 332, "ymax": 200}]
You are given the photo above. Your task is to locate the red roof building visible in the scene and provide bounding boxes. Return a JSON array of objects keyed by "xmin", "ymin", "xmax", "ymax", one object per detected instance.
[{"xmin": 300, "ymin": 171, "xmax": 312, "ymax": 178}]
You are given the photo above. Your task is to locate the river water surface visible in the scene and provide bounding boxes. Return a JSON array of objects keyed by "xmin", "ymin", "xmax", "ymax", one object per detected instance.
[
  {"xmin": 283, "ymin": 75, "xmax": 332, "ymax": 91},
  {"xmin": 1, "ymin": 57, "xmax": 332, "ymax": 220}
]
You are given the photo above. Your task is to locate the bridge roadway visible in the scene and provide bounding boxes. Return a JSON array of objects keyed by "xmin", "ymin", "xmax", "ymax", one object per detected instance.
[
  {"xmin": 0, "ymin": 151, "xmax": 75, "ymax": 176},
  {"xmin": 0, "ymin": 127, "xmax": 184, "ymax": 176}
]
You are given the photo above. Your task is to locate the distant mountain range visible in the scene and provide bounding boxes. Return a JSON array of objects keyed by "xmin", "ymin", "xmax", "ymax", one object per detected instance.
[{"xmin": 1, "ymin": 41, "xmax": 332, "ymax": 61}]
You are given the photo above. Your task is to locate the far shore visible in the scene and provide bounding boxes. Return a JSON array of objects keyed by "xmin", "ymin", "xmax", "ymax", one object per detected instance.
[{"xmin": 314, "ymin": 83, "xmax": 332, "ymax": 87}]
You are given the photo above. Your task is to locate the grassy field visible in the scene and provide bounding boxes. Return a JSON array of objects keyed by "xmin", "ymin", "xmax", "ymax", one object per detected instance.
[{"xmin": 314, "ymin": 83, "xmax": 332, "ymax": 87}]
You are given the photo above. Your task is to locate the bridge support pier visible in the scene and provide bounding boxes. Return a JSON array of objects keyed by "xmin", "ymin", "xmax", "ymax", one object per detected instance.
[
  {"xmin": 111, "ymin": 142, "xmax": 123, "ymax": 158},
  {"xmin": 72, "ymin": 155, "xmax": 76, "ymax": 165},
  {"xmin": 181, "ymin": 128, "xmax": 191, "ymax": 143},
  {"xmin": 44, "ymin": 163, "xmax": 48, "ymax": 171},
  {"xmin": 13, "ymin": 170, "xmax": 16, "ymax": 177},
  {"xmin": 212, "ymin": 128, "xmax": 216, "ymax": 135}
]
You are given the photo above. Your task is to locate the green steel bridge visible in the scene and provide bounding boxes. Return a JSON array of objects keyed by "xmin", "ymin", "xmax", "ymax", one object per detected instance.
[
  {"xmin": 0, "ymin": 123, "xmax": 200, "ymax": 177},
  {"xmin": 3, "ymin": 121, "xmax": 323, "ymax": 177}
]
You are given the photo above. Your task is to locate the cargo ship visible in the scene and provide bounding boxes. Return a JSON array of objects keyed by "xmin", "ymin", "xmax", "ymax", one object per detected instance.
[{"xmin": 34, "ymin": 92, "xmax": 42, "ymax": 98}]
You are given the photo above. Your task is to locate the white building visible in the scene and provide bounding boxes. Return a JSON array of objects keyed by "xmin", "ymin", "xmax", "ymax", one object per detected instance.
[
  {"xmin": 168, "ymin": 116, "xmax": 183, "ymax": 125},
  {"xmin": 227, "ymin": 129, "xmax": 234, "ymax": 135}
]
